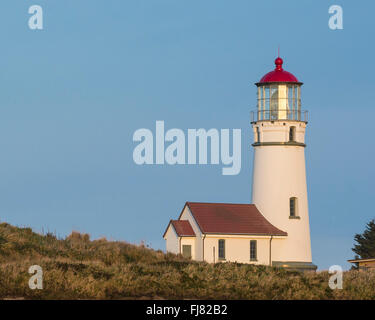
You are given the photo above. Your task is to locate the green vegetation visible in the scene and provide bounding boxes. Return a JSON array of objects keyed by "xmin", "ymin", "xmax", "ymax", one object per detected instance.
[
  {"xmin": 352, "ymin": 219, "xmax": 375, "ymax": 260},
  {"xmin": 0, "ymin": 222, "xmax": 374, "ymax": 300}
]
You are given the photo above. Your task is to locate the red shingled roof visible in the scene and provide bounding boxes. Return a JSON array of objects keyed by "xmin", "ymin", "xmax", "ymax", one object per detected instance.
[
  {"xmin": 163, "ymin": 220, "xmax": 196, "ymax": 238},
  {"xmin": 183, "ymin": 202, "xmax": 287, "ymax": 236}
]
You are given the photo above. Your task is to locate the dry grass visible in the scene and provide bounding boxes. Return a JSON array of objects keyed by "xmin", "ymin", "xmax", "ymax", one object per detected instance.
[{"xmin": 0, "ymin": 222, "xmax": 374, "ymax": 300}]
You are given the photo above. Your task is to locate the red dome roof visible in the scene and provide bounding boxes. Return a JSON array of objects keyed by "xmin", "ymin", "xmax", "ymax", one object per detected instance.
[{"xmin": 257, "ymin": 57, "xmax": 301, "ymax": 85}]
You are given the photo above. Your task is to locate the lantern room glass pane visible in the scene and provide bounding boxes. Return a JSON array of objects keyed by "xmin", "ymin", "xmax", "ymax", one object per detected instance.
[
  {"xmin": 270, "ymin": 86, "xmax": 278, "ymax": 120},
  {"xmin": 257, "ymin": 87, "xmax": 261, "ymax": 110},
  {"xmin": 297, "ymin": 86, "xmax": 301, "ymax": 110},
  {"xmin": 287, "ymin": 85, "xmax": 294, "ymax": 120},
  {"xmin": 288, "ymin": 86, "xmax": 293, "ymax": 109},
  {"xmin": 262, "ymin": 86, "xmax": 266, "ymax": 120},
  {"xmin": 265, "ymin": 86, "xmax": 270, "ymax": 111}
]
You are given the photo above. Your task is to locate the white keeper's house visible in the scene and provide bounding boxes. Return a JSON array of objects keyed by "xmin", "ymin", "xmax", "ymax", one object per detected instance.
[{"xmin": 163, "ymin": 56, "xmax": 317, "ymax": 271}]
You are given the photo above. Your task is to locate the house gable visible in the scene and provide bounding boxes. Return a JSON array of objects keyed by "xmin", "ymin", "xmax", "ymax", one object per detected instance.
[
  {"xmin": 163, "ymin": 222, "xmax": 179, "ymax": 254},
  {"xmin": 178, "ymin": 204, "xmax": 203, "ymax": 238},
  {"xmin": 163, "ymin": 220, "xmax": 195, "ymax": 238}
]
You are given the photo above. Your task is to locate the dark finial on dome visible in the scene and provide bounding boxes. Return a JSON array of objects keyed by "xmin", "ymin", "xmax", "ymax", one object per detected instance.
[{"xmin": 275, "ymin": 57, "xmax": 283, "ymax": 71}]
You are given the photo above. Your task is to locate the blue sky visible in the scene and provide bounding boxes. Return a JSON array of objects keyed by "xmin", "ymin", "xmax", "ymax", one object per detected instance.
[{"xmin": 0, "ymin": 0, "xmax": 373, "ymax": 270}]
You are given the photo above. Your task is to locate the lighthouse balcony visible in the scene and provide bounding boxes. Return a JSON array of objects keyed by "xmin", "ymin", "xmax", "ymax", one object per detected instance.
[{"xmin": 251, "ymin": 109, "xmax": 308, "ymax": 123}]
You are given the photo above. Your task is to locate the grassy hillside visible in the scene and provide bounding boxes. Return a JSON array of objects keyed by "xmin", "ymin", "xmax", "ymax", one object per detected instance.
[{"xmin": 0, "ymin": 222, "xmax": 374, "ymax": 300}]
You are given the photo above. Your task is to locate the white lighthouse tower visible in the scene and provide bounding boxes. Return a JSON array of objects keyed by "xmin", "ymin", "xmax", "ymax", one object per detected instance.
[{"xmin": 251, "ymin": 57, "xmax": 316, "ymax": 271}]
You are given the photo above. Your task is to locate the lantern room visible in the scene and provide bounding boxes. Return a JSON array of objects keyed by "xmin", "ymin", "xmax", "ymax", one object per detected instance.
[{"xmin": 253, "ymin": 57, "xmax": 307, "ymax": 122}]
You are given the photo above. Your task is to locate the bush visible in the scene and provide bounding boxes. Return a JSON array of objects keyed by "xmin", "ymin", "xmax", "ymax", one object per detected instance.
[{"xmin": 0, "ymin": 222, "xmax": 374, "ymax": 299}]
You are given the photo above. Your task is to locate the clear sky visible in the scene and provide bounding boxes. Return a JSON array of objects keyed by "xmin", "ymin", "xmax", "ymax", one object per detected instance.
[{"xmin": 0, "ymin": 0, "xmax": 373, "ymax": 270}]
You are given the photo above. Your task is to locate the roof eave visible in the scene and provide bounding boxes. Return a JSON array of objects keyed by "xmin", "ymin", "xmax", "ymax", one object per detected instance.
[
  {"xmin": 255, "ymin": 81, "xmax": 303, "ymax": 87},
  {"xmin": 201, "ymin": 232, "xmax": 288, "ymax": 237},
  {"xmin": 348, "ymin": 258, "xmax": 375, "ymax": 263}
]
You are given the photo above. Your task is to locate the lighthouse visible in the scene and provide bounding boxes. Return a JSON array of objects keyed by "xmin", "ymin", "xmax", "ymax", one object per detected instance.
[
  {"xmin": 163, "ymin": 56, "xmax": 316, "ymax": 271},
  {"xmin": 251, "ymin": 57, "xmax": 316, "ymax": 270}
]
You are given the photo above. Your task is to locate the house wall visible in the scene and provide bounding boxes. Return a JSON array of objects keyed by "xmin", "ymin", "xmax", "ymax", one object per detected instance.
[
  {"xmin": 180, "ymin": 237, "xmax": 196, "ymax": 260},
  {"xmin": 164, "ymin": 218, "xmax": 197, "ymax": 259},
  {"xmin": 203, "ymin": 235, "xmax": 285, "ymax": 265},
  {"xmin": 359, "ymin": 261, "xmax": 375, "ymax": 268},
  {"xmin": 164, "ymin": 225, "xmax": 179, "ymax": 255}
]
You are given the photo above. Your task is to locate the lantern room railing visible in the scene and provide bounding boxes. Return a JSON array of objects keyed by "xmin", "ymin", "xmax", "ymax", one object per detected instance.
[{"xmin": 250, "ymin": 109, "xmax": 308, "ymax": 122}]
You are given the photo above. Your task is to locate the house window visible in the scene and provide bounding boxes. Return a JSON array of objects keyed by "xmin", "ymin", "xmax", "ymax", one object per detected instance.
[
  {"xmin": 182, "ymin": 245, "xmax": 192, "ymax": 259},
  {"xmin": 289, "ymin": 126, "xmax": 296, "ymax": 142},
  {"xmin": 289, "ymin": 197, "xmax": 297, "ymax": 217},
  {"xmin": 256, "ymin": 127, "xmax": 260, "ymax": 142},
  {"xmin": 218, "ymin": 239, "xmax": 225, "ymax": 260},
  {"xmin": 250, "ymin": 240, "xmax": 257, "ymax": 261}
]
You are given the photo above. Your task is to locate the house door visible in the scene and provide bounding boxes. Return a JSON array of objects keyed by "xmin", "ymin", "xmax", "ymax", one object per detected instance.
[{"xmin": 182, "ymin": 245, "xmax": 192, "ymax": 259}]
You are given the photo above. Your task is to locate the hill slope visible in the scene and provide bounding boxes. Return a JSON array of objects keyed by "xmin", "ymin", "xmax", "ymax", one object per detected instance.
[{"xmin": 0, "ymin": 222, "xmax": 374, "ymax": 299}]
